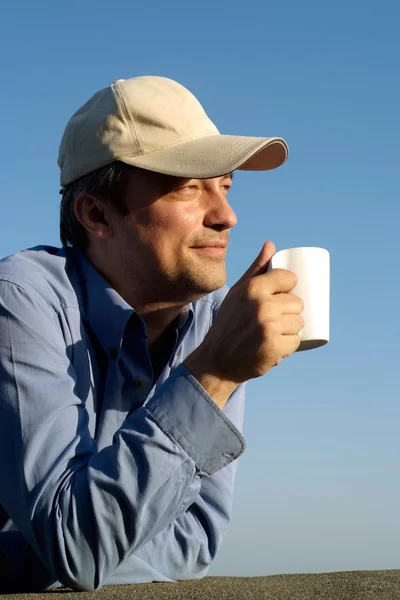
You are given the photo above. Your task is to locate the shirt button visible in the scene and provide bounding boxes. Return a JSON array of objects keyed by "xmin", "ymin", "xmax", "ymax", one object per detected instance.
[
  {"xmin": 110, "ymin": 348, "xmax": 118, "ymax": 359},
  {"xmin": 134, "ymin": 380, "xmax": 145, "ymax": 389}
]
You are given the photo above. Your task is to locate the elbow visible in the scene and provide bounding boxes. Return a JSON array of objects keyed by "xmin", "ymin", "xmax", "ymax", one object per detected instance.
[
  {"xmin": 52, "ymin": 557, "xmax": 115, "ymax": 592},
  {"xmin": 50, "ymin": 547, "xmax": 113, "ymax": 592},
  {"xmin": 0, "ymin": 531, "xmax": 106, "ymax": 593},
  {"xmin": 39, "ymin": 516, "xmax": 116, "ymax": 591},
  {"xmin": 174, "ymin": 546, "xmax": 213, "ymax": 582},
  {"xmin": 171, "ymin": 532, "xmax": 220, "ymax": 582},
  {"xmin": 55, "ymin": 568, "xmax": 108, "ymax": 592}
]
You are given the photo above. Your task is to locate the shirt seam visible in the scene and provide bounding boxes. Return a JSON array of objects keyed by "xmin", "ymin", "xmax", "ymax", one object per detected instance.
[
  {"xmin": 0, "ymin": 275, "xmax": 60, "ymax": 320},
  {"xmin": 195, "ymin": 296, "xmax": 224, "ymax": 314},
  {"xmin": 0, "ymin": 273, "xmax": 82, "ymax": 312},
  {"xmin": 146, "ymin": 368, "xmax": 245, "ymax": 475},
  {"xmin": 144, "ymin": 409, "xmax": 189, "ymax": 457},
  {"xmin": 183, "ymin": 370, "xmax": 245, "ymax": 454}
]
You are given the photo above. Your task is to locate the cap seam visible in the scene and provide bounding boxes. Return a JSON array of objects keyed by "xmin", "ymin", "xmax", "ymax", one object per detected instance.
[{"xmin": 113, "ymin": 82, "xmax": 143, "ymax": 154}]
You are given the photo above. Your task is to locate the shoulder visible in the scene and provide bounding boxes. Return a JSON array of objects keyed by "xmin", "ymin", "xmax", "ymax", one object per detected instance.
[{"xmin": 0, "ymin": 246, "xmax": 78, "ymax": 311}]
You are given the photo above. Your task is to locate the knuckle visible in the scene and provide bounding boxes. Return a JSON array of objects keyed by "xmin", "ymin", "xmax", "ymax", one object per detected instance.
[
  {"xmin": 268, "ymin": 269, "xmax": 298, "ymax": 292},
  {"xmin": 289, "ymin": 270, "xmax": 299, "ymax": 286},
  {"xmin": 271, "ymin": 356, "xmax": 282, "ymax": 368},
  {"xmin": 261, "ymin": 317, "xmax": 279, "ymax": 338},
  {"xmin": 286, "ymin": 293, "xmax": 304, "ymax": 313},
  {"xmin": 245, "ymin": 278, "xmax": 260, "ymax": 300},
  {"xmin": 295, "ymin": 295, "xmax": 305, "ymax": 312},
  {"xmin": 254, "ymin": 361, "xmax": 267, "ymax": 378},
  {"xmin": 282, "ymin": 269, "xmax": 298, "ymax": 287},
  {"xmin": 268, "ymin": 336, "xmax": 283, "ymax": 362},
  {"xmin": 297, "ymin": 315, "xmax": 305, "ymax": 332},
  {"xmin": 261, "ymin": 301, "xmax": 280, "ymax": 323},
  {"xmin": 253, "ymin": 301, "xmax": 268, "ymax": 326},
  {"xmin": 290, "ymin": 334, "xmax": 301, "ymax": 353},
  {"xmin": 266, "ymin": 269, "xmax": 285, "ymax": 287},
  {"xmin": 281, "ymin": 334, "xmax": 300, "ymax": 358}
]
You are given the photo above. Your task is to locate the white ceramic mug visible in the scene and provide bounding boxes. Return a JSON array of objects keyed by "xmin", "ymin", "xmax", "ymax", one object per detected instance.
[{"xmin": 267, "ymin": 247, "xmax": 330, "ymax": 351}]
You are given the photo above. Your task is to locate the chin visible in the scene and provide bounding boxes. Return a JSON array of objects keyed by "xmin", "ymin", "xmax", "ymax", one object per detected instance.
[
  {"xmin": 167, "ymin": 256, "xmax": 227, "ymax": 298},
  {"xmin": 187, "ymin": 269, "xmax": 227, "ymax": 295}
]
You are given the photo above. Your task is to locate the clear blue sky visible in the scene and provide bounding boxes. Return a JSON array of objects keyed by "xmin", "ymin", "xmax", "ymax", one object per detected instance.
[{"xmin": 1, "ymin": 0, "xmax": 399, "ymax": 577}]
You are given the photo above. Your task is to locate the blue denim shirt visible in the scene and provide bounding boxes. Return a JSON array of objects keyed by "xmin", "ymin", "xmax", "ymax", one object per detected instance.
[{"xmin": 0, "ymin": 246, "xmax": 246, "ymax": 591}]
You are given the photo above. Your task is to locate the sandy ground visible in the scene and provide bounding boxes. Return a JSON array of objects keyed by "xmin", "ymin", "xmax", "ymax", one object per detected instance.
[{"xmin": 4, "ymin": 570, "xmax": 400, "ymax": 600}]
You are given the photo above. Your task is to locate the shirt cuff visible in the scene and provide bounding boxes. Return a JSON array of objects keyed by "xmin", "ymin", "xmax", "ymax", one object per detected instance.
[{"xmin": 144, "ymin": 364, "xmax": 246, "ymax": 476}]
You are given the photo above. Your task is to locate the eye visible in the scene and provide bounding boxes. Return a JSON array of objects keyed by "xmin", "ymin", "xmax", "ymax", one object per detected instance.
[{"xmin": 175, "ymin": 184, "xmax": 200, "ymax": 196}]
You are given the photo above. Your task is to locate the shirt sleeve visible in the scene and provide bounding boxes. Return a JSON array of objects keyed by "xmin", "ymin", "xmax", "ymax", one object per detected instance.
[
  {"xmin": 0, "ymin": 279, "xmax": 246, "ymax": 591},
  {"xmin": 108, "ymin": 383, "xmax": 246, "ymax": 585}
]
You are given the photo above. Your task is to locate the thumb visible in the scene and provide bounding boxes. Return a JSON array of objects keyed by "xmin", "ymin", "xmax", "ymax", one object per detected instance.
[{"xmin": 235, "ymin": 240, "xmax": 276, "ymax": 285}]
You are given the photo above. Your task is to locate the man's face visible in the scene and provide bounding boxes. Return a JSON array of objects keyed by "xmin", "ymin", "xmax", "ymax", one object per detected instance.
[{"xmin": 108, "ymin": 168, "xmax": 237, "ymax": 303}]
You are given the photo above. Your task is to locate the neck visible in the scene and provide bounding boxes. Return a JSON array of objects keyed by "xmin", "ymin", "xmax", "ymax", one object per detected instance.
[
  {"xmin": 85, "ymin": 249, "xmax": 187, "ymax": 349},
  {"xmin": 135, "ymin": 302, "xmax": 186, "ymax": 348}
]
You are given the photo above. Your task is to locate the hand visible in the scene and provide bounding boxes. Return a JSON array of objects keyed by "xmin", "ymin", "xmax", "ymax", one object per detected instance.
[{"xmin": 184, "ymin": 241, "xmax": 304, "ymax": 407}]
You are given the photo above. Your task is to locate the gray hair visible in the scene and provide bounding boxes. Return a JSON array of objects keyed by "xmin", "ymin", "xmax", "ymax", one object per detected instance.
[{"xmin": 59, "ymin": 162, "xmax": 132, "ymax": 249}]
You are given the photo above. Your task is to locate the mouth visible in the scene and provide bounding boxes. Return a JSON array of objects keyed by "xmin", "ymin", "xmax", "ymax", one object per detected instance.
[{"xmin": 191, "ymin": 244, "xmax": 228, "ymax": 258}]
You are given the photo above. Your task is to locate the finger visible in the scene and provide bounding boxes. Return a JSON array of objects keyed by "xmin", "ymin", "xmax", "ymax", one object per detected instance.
[
  {"xmin": 235, "ymin": 241, "xmax": 276, "ymax": 286},
  {"xmin": 280, "ymin": 334, "xmax": 301, "ymax": 357},
  {"xmin": 261, "ymin": 269, "xmax": 298, "ymax": 295},
  {"xmin": 273, "ymin": 292, "xmax": 304, "ymax": 313},
  {"xmin": 278, "ymin": 314, "xmax": 304, "ymax": 335}
]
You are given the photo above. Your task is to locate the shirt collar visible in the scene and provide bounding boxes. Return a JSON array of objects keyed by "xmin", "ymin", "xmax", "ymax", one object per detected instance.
[
  {"xmin": 70, "ymin": 248, "xmax": 194, "ymax": 358},
  {"xmin": 72, "ymin": 249, "xmax": 135, "ymax": 358},
  {"xmin": 176, "ymin": 306, "xmax": 190, "ymax": 329}
]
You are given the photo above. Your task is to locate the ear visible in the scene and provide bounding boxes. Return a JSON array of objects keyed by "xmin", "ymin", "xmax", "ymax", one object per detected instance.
[{"xmin": 74, "ymin": 193, "xmax": 114, "ymax": 240}]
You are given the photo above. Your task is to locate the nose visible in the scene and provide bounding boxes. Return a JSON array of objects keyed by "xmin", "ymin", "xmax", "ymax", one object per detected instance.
[{"xmin": 203, "ymin": 189, "xmax": 238, "ymax": 232}]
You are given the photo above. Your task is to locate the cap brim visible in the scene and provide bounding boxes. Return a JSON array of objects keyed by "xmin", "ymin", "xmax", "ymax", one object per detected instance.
[{"xmin": 119, "ymin": 134, "xmax": 288, "ymax": 179}]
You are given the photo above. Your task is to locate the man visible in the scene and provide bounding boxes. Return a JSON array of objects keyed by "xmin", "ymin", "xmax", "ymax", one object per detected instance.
[{"xmin": 0, "ymin": 76, "xmax": 303, "ymax": 591}]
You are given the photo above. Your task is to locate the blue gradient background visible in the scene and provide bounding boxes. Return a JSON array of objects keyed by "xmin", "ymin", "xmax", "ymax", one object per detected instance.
[{"xmin": 1, "ymin": 0, "xmax": 399, "ymax": 576}]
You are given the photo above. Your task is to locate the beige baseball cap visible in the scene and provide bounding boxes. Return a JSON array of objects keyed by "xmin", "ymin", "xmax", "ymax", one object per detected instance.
[{"xmin": 58, "ymin": 76, "xmax": 288, "ymax": 187}]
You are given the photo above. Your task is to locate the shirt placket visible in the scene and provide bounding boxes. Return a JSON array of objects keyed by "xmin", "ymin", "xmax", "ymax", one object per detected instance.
[{"xmin": 95, "ymin": 321, "xmax": 152, "ymax": 450}]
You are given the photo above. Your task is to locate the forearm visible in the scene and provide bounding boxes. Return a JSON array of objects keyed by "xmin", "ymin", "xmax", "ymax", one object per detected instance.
[
  {"xmin": 1, "ymin": 366, "xmax": 245, "ymax": 592},
  {"xmin": 108, "ymin": 467, "xmax": 239, "ymax": 584},
  {"xmin": 183, "ymin": 355, "xmax": 239, "ymax": 411},
  {"xmin": 0, "ymin": 281, "xmax": 246, "ymax": 592},
  {"xmin": 108, "ymin": 382, "xmax": 246, "ymax": 584},
  {"xmin": 1, "ymin": 465, "xmax": 237, "ymax": 592},
  {"xmin": 135, "ymin": 382, "xmax": 245, "ymax": 582}
]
